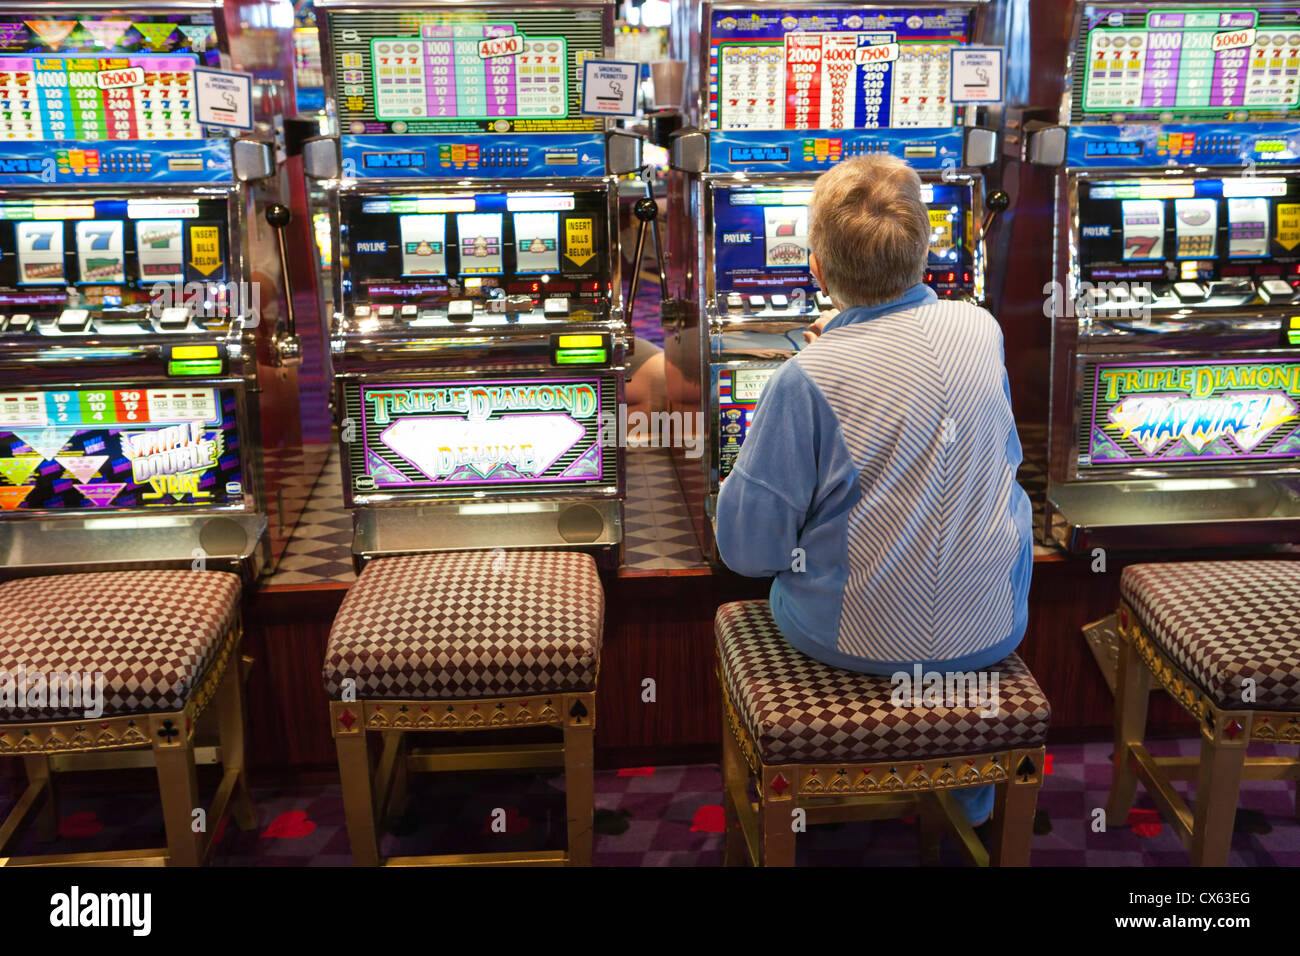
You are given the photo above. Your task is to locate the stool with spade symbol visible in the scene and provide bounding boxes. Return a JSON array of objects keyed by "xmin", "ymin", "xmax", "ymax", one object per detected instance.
[
  {"xmin": 715, "ymin": 600, "xmax": 1050, "ymax": 866},
  {"xmin": 0, "ymin": 570, "xmax": 255, "ymax": 866},
  {"xmin": 1108, "ymin": 560, "xmax": 1300, "ymax": 866},
  {"xmin": 323, "ymin": 550, "xmax": 603, "ymax": 866}
]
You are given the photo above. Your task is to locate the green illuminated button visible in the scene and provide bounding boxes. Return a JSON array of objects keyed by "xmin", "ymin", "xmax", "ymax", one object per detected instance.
[
  {"xmin": 168, "ymin": 359, "xmax": 223, "ymax": 376},
  {"xmin": 554, "ymin": 348, "xmax": 607, "ymax": 365}
]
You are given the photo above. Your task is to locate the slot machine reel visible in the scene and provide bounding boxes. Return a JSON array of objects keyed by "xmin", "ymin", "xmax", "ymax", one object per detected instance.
[{"xmin": 265, "ymin": 203, "xmax": 302, "ymax": 367}]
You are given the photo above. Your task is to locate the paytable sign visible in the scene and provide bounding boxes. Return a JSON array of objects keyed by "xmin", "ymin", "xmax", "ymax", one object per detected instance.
[
  {"xmin": 950, "ymin": 47, "xmax": 1003, "ymax": 104},
  {"xmin": 580, "ymin": 59, "xmax": 638, "ymax": 117}
]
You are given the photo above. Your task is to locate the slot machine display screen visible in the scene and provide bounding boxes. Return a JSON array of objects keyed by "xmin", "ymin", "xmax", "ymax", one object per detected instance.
[
  {"xmin": 1075, "ymin": 176, "xmax": 1300, "ymax": 284},
  {"xmin": 711, "ymin": 181, "xmax": 974, "ymax": 298},
  {"xmin": 341, "ymin": 376, "xmax": 618, "ymax": 497},
  {"xmin": 706, "ymin": 6, "xmax": 973, "ymax": 130},
  {"xmin": 0, "ymin": 386, "xmax": 244, "ymax": 512},
  {"xmin": 341, "ymin": 190, "xmax": 610, "ymax": 309},
  {"xmin": 0, "ymin": 14, "xmax": 221, "ymax": 141},
  {"xmin": 326, "ymin": 8, "xmax": 605, "ymax": 135},
  {"xmin": 1073, "ymin": 6, "xmax": 1300, "ymax": 120},
  {"xmin": 0, "ymin": 197, "xmax": 231, "ymax": 313}
]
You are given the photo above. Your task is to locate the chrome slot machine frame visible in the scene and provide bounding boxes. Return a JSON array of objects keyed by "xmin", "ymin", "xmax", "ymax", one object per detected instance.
[
  {"xmin": 666, "ymin": 0, "xmax": 1001, "ymax": 564},
  {"xmin": 311, "ymin": 0, "xmax": 634, "ymax": 568},
  {"xmin": 1041, "ymin": 0, "xmax": 1300, "ymax": 552},
  {"xmin": 0, "ymin": 0, "xmax": 289, "ymax": 580}
]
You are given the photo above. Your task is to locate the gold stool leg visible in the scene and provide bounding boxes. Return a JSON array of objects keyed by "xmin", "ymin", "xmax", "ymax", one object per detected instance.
[
  {"xmin": 22, "ymin": 755, "xmax": 58, "ymax": 842},
  {"xmin": 216, "ymin": 660, "xmax": 257, "ymax": 831},
  {"xmin": 719, "ymin": 710, "xmax": 746, "ymax": 867},
  {"xmin": 336, "ymin": 729, "xmax": 380, "ymax": 866},
  {"xmin": 759, "ymin": 769, "xmax": 795, "ymax": 867},
  {"xmin": 1107, "ymin": 633, "xmax": 1153, "ymax": 826},
  {"xmin": 1190, "ymin": 732, "xmax": 1247, "ymax": 866},
  {"xmin": 990, "ymin": 775, "xmax": 1042, "ymax": 866},
  {"xmin": 153, "ymin": 723, "xmax": 202, "ymax": 867},
  {"xmin": 563, "ymin": 699, "xmax": 595, "ymax": 867}
]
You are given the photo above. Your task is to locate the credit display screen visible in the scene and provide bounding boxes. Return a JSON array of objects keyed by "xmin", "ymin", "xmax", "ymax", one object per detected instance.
[
  {"xmin": 0, "ymin": 14, "xmax": 221, "ymax": 141},
  {"xmin": 0, "ymin": 196, "xmax": 230, "ymax": 314},
  {"xmin": 1076, "ymin": 176, "xmax": 1300, "ymax": 283},
  {"xmin": 1080, "ymin": 358, "xmax": 1300, "ymax": 469},
  {"xmin": 342, "ymin": 376, "xmax": 617, "ymax": 496},
  {"xmin": 326, "ymin": 8, "xmax": 605, "ymax": 134},
  {"xmin": 707, "ymin": 6, "xmax": 973, "ymax": 130},
  {"xmin": 711, "ymin": 181, "xmax": 975, "ymax": 298},
  {"xmin": 0, "ymin": 386, "xmax": 243, "ymax": 511},
  {"xmin": 341, "ymin": 190, "xmax": 609, "ymax": 309},
  {"xmin": 1074, "ymin": 6, "xmax": 1300, "ymax": 119}
]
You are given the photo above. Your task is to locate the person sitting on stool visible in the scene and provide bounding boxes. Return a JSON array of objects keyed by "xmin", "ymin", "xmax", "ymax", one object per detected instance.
[{"xmin": 715, "ymin": 154, "xmax": 1034, "ymax": 829}]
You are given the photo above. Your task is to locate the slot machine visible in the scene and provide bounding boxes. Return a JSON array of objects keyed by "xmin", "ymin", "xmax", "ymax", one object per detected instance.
[
  {"xmin": 307, "ymin": 0, "xmax": 638, "ymax": 566},
  {"xmin": 1029, "ymin": 1, "xmax": 1300, "ymax": 550},
  {"xmin": 665, "ymin": 0, "xmax": 1004, "ymax": 562},
  {"xmin": 0, "ymin": 2, "xmax": 301, "ymax": 580}
]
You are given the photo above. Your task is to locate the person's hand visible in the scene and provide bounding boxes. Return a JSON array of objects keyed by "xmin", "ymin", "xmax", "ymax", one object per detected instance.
[{"xmin": 802, "ymin": 309, "xmax": 839, "ymax": 344}]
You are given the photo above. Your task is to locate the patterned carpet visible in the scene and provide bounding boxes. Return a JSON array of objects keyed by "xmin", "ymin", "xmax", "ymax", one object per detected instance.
[{"xmin": 3, "ymin": 740, "xmax": 1297, "ymax": 865}]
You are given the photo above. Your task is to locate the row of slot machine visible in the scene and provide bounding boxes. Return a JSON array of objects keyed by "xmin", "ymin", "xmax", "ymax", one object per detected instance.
[{"xmin": 0, "ymin": 0, "xmax": 1296, "ymax": 583}]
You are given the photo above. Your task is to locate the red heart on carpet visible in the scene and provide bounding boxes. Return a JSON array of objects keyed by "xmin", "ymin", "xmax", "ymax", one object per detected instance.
[
  {"xmin": 261, "ymin": 810, "xmax": 317, "ymax": 839},
  {"xmin": 690, "ymin": 804, "xmax": 726, "ymax": 833},
  {"xmin": 617, "ymin": 766, "xmax": 656, "ymax": 777},
  {"xmin": 1126, "ymin": 808, "xmax": 1163, "ymax": 838},
  {"xmin": 59, "ymin": 810, "xmax": 103, "ymax": 838},
  {"xmin": 1044, "ymin": 754, "xmax": 1054, "ymax": 775},
  {"xmin": 481, "ymin": 807, "xmax": 531, "ymax": 834}
]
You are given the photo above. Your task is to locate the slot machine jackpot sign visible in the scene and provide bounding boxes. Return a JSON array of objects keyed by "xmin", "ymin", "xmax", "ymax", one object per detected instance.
[{"xmin": 340, "ymin": 376, "xmax": 618, "ymax": 504}]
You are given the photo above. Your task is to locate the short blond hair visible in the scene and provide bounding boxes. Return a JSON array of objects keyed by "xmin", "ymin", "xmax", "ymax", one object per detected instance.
[{"xmin": 808, "ymin": 155, "xmax": 930, "ymax": 307}]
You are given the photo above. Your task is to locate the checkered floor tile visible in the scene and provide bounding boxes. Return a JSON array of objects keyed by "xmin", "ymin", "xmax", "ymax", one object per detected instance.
[
  {"xmin": 265, "ymin": 450, "xmax": 355, "ymax": 587},
  {"xmin": 3, "ymin": 740, "xmax": 1297, "ymax": 865}
]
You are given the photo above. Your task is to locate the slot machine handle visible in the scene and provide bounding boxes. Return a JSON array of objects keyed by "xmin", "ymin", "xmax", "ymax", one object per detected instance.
[
  {"xmin": 264, "ymin": 203, "xmax": 301, "ymax": 367},
  {"xmin": 626, "ymin": 166, "xmax": 674, "ymax": 331},
  {"xmin": 980, "ymin": 190, "xmax": 1011, "ymax": 240}
]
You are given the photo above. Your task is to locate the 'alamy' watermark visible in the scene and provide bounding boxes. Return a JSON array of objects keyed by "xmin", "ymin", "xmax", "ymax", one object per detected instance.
[
  {"xmin": 890, "ymin": 664, "xmax": 1000, "ymax": 719},
  {"xmin": 0, "ymin": 666, "xmax": 105, "ymax": 719},
  {"xmin": 1042, "ymin": 279, "xmax": 1153, "ymax": 321},
  {"xmin": 599, "ymin": 407, "xmax": 704, "ymax": 459},
  {"xmin": 49, "ymin": 886, "xmax": 150, "ymax": 936}
]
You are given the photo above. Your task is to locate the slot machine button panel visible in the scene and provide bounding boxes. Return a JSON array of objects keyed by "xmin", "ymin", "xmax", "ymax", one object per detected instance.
[
  {"xmin": 747, "ymin": 294, "xmax": 766, "ymax": 310},
  {"xmin": 725, "ymin": 292, "xmax": 745, "ymax": 313},
  {"xmin": 1173, "ymin": 281, "xmax": 1207, "ymax": 303},
  {"xmin": 447, "ymin": 300, "xmax": 475, "ymax": 323},
  {"xmin": 543, "ymin": 297, "xmax": 571, "ymax": 318},
  {"xmin": 815, "ymin": 292, "xmax": 834, "ymax": 310},
  {"xmin": 8, "ymin": 314, "xmax": 32, "ymax": 333},
  {"xmin": 769, "ymin": 293, "xmax": 790, "ymax": 308},
  {"xmin": 56, "ymin": 309, "xmax": 92, "ymax": 333},
  {"xmin": 400, "ymin": 304, "xmax": 418, "ymax": 318},
  {"xmin": 377, "ymin": 305, "xmax": 395, "ymax": 319},
  {"xmin": 354, "ymin": 305, "xmax": 372, "ymax": 319}
]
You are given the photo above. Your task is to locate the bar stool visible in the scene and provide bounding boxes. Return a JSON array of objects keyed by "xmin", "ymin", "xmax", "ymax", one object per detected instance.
[
  {"xmin": 716, "ymin": 600, "xmax": 1050, "ymax": 866},
  {"xmin": 0, "ymin": 570, "xmax": 255, "ymax": 866},
  {"xmin": 1108, "ymin": 560, "xmax": 1300, "ymax": 866},
  {"xmin": 323, "ymin": 550, "xmax": 603, "ymax": 866}
]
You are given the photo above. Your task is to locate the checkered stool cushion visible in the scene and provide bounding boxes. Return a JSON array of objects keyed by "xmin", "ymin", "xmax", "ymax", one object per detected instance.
[
  {"xmin": 323, "ymin": 551, "xmax": 604, "ymax": 700},
  {"xmin": 0, "ymin": 570, "xmax": 241, "ymax": 723},
  {"xmin": 716, "ymin": 600, "xmax": 1050, "ymax": 764},
  {"xmin": 1121, "ymin": 560, "xmax": 1300, "ymax": 710}
]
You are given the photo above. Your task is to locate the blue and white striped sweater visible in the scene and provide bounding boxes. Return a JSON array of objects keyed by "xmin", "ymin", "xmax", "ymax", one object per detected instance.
[{"xmin": 715, "ymin": 284, "xmax": 1033, "ymax": 675}]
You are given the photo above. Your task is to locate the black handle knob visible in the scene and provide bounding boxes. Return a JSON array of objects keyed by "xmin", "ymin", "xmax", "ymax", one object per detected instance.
[
  {"xmin": 633, "ymin": 197, "xmax": 658, "ymax": 223},
  {"xmin": 986, "ymin": 190, "xmax": 1010, "ymax": 213},
  {"xmin": 265, "ymin": 203, "xmax": 291, "ymax": 228}
]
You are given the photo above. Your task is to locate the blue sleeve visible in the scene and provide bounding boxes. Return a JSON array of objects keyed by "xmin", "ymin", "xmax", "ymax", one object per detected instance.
[{"xmin": 715, "ymin": 360, "xmax": 829, "ymax": 577}]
